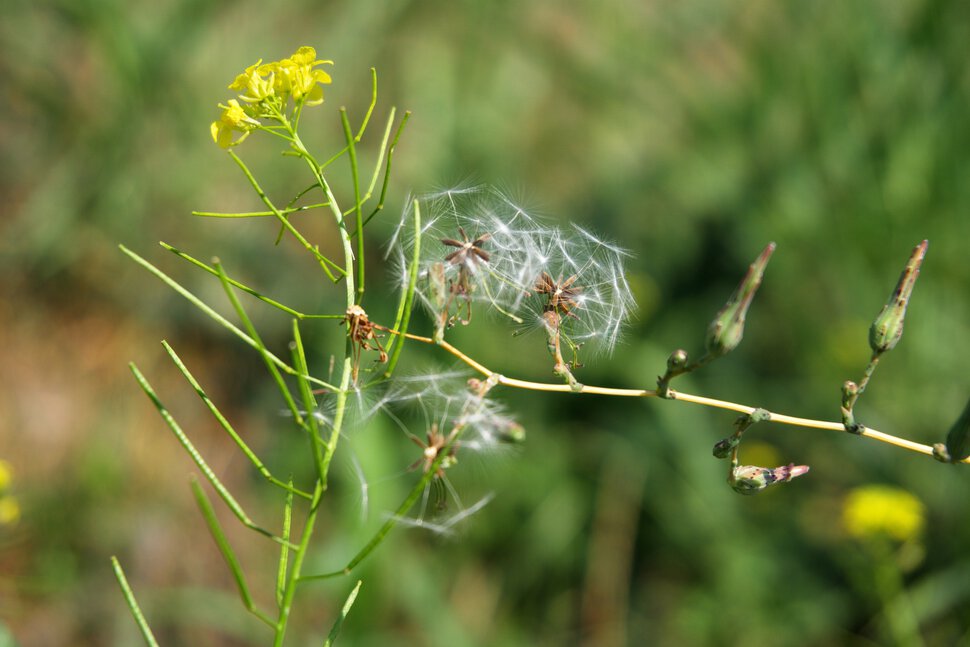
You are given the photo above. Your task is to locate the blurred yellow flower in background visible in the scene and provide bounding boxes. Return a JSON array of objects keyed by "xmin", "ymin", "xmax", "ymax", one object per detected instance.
[
  {"xmin": 0, "ymin": 497, "xmax": 19, "ymax": 525},
  {"xmin": 842, "ymin": 485, "xmax": 925, "ymax": 542},
  {"xmin": 0, "ymin": 460, "xmax": 11, "ymax": 491},
  {"xmin": 0, "ymin": 459, "xmax": 18, "ymax": 526}
]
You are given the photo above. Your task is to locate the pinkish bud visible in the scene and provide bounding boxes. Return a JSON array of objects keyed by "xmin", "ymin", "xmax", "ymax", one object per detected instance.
[{"xmin": 729, "ymin": 463, "xmax": 810, "ymax": 495}]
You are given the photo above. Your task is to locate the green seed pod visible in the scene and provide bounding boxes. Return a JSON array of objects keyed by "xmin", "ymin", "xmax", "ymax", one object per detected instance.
[
  {"xmin": 706, "ymin": 243, "xmax": 776, "ymax": 358},
  {"xmin": 869, "ymin": 240, "xmax": 928, "ymax": 355}
]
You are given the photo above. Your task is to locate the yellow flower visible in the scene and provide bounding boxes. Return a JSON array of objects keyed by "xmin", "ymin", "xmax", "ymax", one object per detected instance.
[
  {"xmin": 229, "ymin": 59, "xmax": 276, "ymax": 103},
  {"xmin": 0, "ymin": 496, "xmax": 18, "ymax": 525},
  {"xmin": 210, "ymin": 99, "xmax": 261, "ymax": 148},
  {"xmin": 842, "ymin": 485, "xmax": 925, "ymax": 542},
  {"xmin": 0, "ymin": 459, "xmax": 11, "ymax": 491},
  {"xmin": 274, "ymin": 46, "xmax": 333, "ymax": 106}
]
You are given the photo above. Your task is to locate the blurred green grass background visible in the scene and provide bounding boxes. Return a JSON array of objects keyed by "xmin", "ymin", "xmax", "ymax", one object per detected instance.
[{"xmin": 2, "ymin": 0, "xmax": 970, "ymax": 645}]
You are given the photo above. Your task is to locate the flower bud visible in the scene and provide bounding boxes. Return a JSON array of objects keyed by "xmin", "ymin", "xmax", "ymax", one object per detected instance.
[
  {"xmin": 657, "ymin": 349, "xmax": 690, "ymax": 398},
  {"xmin": 713, "ymin": 435, "xmax": 740, "ymax": 459},
  {"xmin": 840, "ymin": 381, "xmax": 863, "ymax": 434},
  {"xmin": 729, "ymin": 463, "xmax": 809, "ymax": 495},
  {"xmin": 869, "ymin": 240, "xmax": 927, "ymax": 355},
  {"xmin": 497, "ymin": 421, "xmax": 526, "ymax": 444},
  {"xmin": 944, "ymin": 396, "xmax": 970, "ymax": 463},
  {"xmin": 667, "ymin": 349, "xmax": 688, "ymax": 373},
  {"xmin": 705, "ymin": 243, "xmax": 776, "ymax": 358}
]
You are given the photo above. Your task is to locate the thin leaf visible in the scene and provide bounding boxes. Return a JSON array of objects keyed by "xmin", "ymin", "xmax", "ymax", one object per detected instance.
[
  {"xmin": 190, "ymin": 479, "xmax": 275, "ymax": 628},
  {"xmin": 357, "ymin": 110, "xmax": 411, "ymax": 233},
  {"xmin": 212, "ymin": 259, "xmax": 302, "ymax": 422},
  {"xmin": 290, "ymin": 320, "xmax": 327, "ymax": 481},
  {"xmin": 322, "ymin": 581, "xmax": 363, "ymax": 647},
  {"xmin": 128, "ymin": 362, "xmax": 295, "ymax": 548},
  {"xmin": 227, "ymin": 149, "xmax": 345, "ymax": 282},
  {"xmin": 276, "ymin": 481, "xmax": 295, "ymax": 608},
  {"xmin": 162, "ymin": 243, "xmax": 340, "ymax": 320},
  {"xmin": 111, "ymin": 556, "xmax": 160, "ymax": 647},
  {"xmin": 119, "ymin": 245, "xmax": 336, "ymax": 392},
  {"xmin": 161, "ymin": 341, "xmax": 312, "ymax": 500},
  {"xmin": 192, "ymin": 202, "xmax": 329, "ymax": 218}
]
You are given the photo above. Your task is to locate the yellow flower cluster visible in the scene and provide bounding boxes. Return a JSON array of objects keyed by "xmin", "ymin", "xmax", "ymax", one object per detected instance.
[
  {"xmin": 0, "ymin": 459, "xmax": 19, "ymax": 526},
  {"xmin": 211, "ymin": 46, "xmax": 333, "ymax": 148},
  {"xmin": 842, "ymin": 485, "xmax": 925, "ymax": 542}
]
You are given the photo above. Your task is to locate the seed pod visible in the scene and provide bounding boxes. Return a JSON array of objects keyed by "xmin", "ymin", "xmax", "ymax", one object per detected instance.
[
  {"xmin": 869, "ymin": 240, "xmax": 928, "ymax": 355},
  {"xmin": 706, "ymin": 243, "xmax": 776, "ymax": 358}
]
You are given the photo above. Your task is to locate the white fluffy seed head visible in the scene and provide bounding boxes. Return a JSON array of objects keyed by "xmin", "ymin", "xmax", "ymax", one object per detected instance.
[{"xmin": 389, "ymin": 186, "xmax": 637, "ymax": 357}]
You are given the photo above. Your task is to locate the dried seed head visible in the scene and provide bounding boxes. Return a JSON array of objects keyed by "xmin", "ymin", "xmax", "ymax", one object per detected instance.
[{"xmin": 388, "ymin": 186, "xmax": 636, "ymax": 359}]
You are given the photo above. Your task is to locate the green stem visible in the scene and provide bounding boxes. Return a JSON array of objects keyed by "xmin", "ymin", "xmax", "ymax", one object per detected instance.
[
  {"xmin": 227, "ymin": 149, "xmax": 344, "ymax": 282},
  {"xmin": 214, "ymin": 260, "xmax": 303, "ymax": 423},
  {"xmin": 299, "ymin": 431, "xmax": 455, "ymax": 581},
  {"xmin": 384, "ymin": 199, "xmax": 421, "ymax": 377},
  {"xmin": 193, "ymin": 202, "xmax": 329, "ymax": 218},
  {"xmin": 163, "ymin": 341, "xmax": 311, "ymax": 500},
  {"xmin": 340, "ymin": 108, "xmax": 365, "ymax": 303},
  {"xmin": 291, "ymin": 321, "xmax": 328, "ymax": 482},
  {"xmin": 274, "ymin": 483, "xmax": 324, "ymax": 647},
  {"xmin": 271, "ymin": 102, "xmax": 361, "ymax": 645},
  {"xmin": 161, "ymin": 243, "xmax": 343, "ymax": 320},
  {"xmin": 119, "ymin": 245, "xmax": 336, "ymax": 392}
]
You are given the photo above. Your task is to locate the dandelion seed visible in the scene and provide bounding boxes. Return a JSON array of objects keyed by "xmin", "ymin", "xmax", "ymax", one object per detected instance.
[
  {"xmin": 390, "ymin": 493, "xmax": 494, "ymax": 537},
  {"xmin": 389, "ymin": 186, "xmax": 636, "ymax": 361}
]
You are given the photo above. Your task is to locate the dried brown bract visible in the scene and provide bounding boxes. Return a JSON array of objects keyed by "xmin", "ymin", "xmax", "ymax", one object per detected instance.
[
  {"xmin": 343, "ymin": 304, "xmax": 387, "ymax": 381},
  {"xmin": 441, "ymin": 226, "xmax": 491, "ymax": 268},
  {"xmin": 408, "ymin": 423, "xmax": 459, "ymax": 478},
  {"xmin": 534, "ymin": 272, "xmax": 582, "ymax": 318}
]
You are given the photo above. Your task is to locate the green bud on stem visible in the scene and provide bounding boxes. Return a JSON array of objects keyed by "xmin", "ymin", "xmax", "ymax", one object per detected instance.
[
  {"xmin": 869, "ymin": 240, "xmax": 927, "ymax": 355},
  {"xmin": 706, "ymin": 242, "xmax": 776, "ymax": 358},
  {"xmin": 656, "ymin": 349, "xmax": 689, "ymax": 398},
  {"xmin": 841, "ymin": 380, "xmax": 863, "ymax": 434},
  {"xmin": 713, "ymin": 435, "xmax": 740, "ymax": 459}
]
